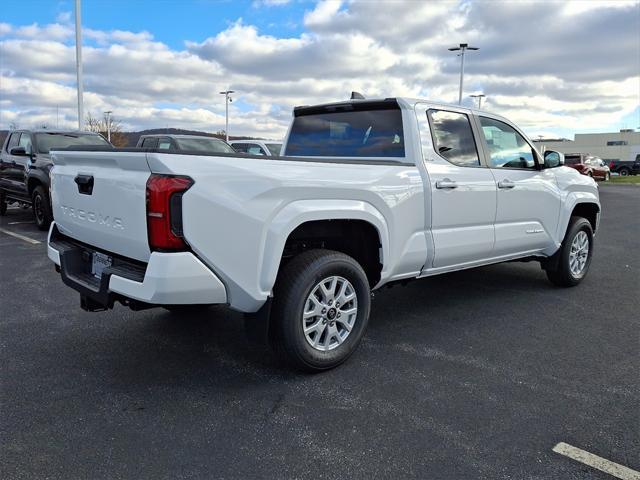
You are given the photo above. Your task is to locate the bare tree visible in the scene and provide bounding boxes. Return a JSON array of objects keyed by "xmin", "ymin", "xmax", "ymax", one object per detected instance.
[{"xmin": 85, "ymin": 112, "xmax": 127, "ymax": 147}]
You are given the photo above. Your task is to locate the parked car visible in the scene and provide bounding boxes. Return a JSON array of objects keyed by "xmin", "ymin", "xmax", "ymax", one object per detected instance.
[
  {"xmin": 564, "ymin": 153, "xmax": 610, "ymax": 181},
  {"xmin": 608, "ymin": 155, "xmax": 640, "ymax": 176},
  {"xmin": 136, "ymin": 134, "xmax": 235, "ymax": 154},
  {"xmin": 230, "ymin": 140, "xmax": 282, "ymax": 156},
  {"xmin": 47, "ymin": 97, "xmax": 600, "ymax": 371},
  {"xmin": 0, "ymin": 130, "xmax": 112, "ymax": 229}
]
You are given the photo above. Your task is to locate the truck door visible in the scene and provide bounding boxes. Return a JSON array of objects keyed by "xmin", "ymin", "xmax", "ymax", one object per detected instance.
[
  {"xmin": 2, "ymin": 132, "xmax": 31, "ymax": 199},
  {"xmin": 475, "ymin": 114, "xmax": 560, "ymax": 257},
  {"xmin": 416, "ymin": 106, "xmax": 497, "ymax": 270}
]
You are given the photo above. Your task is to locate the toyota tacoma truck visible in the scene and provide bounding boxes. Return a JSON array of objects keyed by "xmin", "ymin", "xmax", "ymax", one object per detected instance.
[{"xmin": 46, "ymin": 98, "xmax": 600, "ymax": 371}]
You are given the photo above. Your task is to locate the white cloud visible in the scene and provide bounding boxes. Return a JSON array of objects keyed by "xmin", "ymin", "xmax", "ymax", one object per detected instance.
[{"xmin": 0, "ymin": 0, "xmax": 638, "ymax": 140}]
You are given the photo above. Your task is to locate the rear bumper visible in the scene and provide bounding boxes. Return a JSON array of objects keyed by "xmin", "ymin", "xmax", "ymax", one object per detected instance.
[{"xmin": 47, "ymin": 222, "xmax": 227, "ymax": 310}]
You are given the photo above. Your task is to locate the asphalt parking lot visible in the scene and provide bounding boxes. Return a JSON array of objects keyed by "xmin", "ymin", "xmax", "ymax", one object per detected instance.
[{"xmin": 1, "ymin": 184, "xmax": 638, "ymax": 480}]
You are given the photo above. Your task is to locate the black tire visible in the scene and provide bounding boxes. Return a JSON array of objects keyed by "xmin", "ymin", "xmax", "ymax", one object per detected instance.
[
  {"xmin": 619, "ymin": 168, "xmax": 629, "ymax": 177},
  {"xmin": 0, "ymin": 191, "xmax": 6, "ymax": 216},
  {"xmin": 545, "ymin": 217, "xmax": 594, "ymax": 287},
  {"xmin": 587, "ymin": 171, "xmax": 593, "ymax": 178},
  {"xmin": 32, "ymin": 185, "xmax": 52, "ymax": 230},
  {"xmin": 270, "ymin": 249, "xmax": 371, "ymax": 372}
]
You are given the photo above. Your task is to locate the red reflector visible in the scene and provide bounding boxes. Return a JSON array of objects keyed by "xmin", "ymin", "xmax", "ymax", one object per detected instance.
[{"xmin": 146, "ymin": 175, "xmax": 193, "ymax": 251}]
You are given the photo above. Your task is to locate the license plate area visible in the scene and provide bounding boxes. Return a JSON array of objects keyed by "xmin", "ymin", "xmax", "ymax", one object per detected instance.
[{"xmin": 91, "ymin": 251, "xmax": 112, "ymax": 278}]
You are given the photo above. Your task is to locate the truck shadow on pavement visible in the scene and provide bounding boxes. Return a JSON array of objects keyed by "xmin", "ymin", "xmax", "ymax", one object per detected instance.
[{"xmin": 81, "ymin": 261, "xmax": 557, "ymax": 385}]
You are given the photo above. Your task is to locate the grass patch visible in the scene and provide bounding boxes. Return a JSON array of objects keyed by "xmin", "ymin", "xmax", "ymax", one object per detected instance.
[{"xmin": 609, "ymin": 175, "xmax": 640, "ymax": 184}]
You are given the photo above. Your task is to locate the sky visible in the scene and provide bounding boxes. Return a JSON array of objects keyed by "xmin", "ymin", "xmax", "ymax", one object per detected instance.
[{"xmin": 0, "ymin": 0, "xmax": 639, "ymax": 140}]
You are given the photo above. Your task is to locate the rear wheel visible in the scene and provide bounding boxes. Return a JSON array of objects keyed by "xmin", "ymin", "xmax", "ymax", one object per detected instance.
[
  {"xmin": 32, "ymin": 185, "xmax": 52, "ymax": 230},
  {"xmin": 619, "ymin": 168, "xmax": 630, "ymax": 177},
  {"xmin": 0, "ymin": 191, "xmax": 6, "ymax": 216},
  {"xmin": 270, "ymin": 249, "xmax": 371, "ymax": 372},
  {"xmin": 545, "ymin": 217, "xmax": 593, "ymax": 287}
]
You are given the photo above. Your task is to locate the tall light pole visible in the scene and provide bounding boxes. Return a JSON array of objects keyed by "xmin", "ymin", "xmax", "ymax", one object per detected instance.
[
  {"xmin": 104, "ymin": 110, "xmax": 112, "ymax": 142},
  {"xmin": 219, "ymin": 90, "xmax": 234, "ymax": 142},
  {"xmin": 75, "ymin": 0, "xmax": 84, "ymax": 130},
  {"xmin": 448, "ymin": 43, "xmax": 479, "ymax": 105},
  {"xmin": 470, "ymin": 94, "xmax": 486, "ymax": 109}
]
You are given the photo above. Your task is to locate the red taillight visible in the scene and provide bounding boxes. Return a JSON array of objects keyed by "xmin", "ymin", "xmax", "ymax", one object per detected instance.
[{"xmin": 146, "ymin": 174, "xmax": 193, "ymax": 251}]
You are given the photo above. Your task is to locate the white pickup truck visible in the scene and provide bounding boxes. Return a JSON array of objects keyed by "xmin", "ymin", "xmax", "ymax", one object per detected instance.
[{"xmin": 47, "ymin": 97, "xmax": 600, "ymax": 371}]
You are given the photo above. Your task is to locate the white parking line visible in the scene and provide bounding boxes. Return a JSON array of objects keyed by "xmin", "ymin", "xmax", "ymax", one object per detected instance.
[
  {"xmin": 7, "ymin": 221, "xmax": 34, "ymax": 225},
  {"xmin": 0, "ymin": 227, "xmax": 41, "ymax": 245},
  {"xmin": 553, "ymin": 442, "xmax": 640, "ymax": 480}
]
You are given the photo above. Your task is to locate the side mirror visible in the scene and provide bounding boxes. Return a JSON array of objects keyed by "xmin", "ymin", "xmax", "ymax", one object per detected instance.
[
  {"xmin": 544, "ymin": 150, "xmax": 564, "ymax": 168},
  {"xmin": 10, "ymin": 146, "xmax": 28, "ymax": 156}
]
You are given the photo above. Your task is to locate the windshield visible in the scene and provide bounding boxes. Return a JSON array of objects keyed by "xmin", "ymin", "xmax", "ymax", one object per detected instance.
[
  {"xmin": 36, "ymin": 133, "xmax": 110, "ymax": 153},
  {"xmin": 175, "ymin": 137, "xmax": 235, "ymax": 153},
  {"xmin": 266, "ymin": 143, "xmax": 282, "ymax": 156},
  {"xmin": 564, "ymin": 156, "xmax": 581, "ymax": 165},
  {"xmin": 285, "ymin": 103, "xmax": 405, "ymax": 158}
]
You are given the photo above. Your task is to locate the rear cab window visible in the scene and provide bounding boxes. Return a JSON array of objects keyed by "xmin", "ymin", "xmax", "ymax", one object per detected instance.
[{"xmin": 285, "ymin": 100, "xmax": 405, "ymax": 158}]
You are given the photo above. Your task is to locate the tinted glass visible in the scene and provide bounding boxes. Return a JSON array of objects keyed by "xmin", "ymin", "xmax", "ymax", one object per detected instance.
[
  {"xmin": 232, "ymin": 143, "xmax": 249, "ymax": 153},
  {"xmin": 285, "ymin": 106, "xmax": 405, "ymax": 158},
  {"xmin": 564, "ymin": 156, "xmax": 581, "ymax": 165},
  {"xmin": 266, "ymin": 143, "xmax": 282, "ymax": 156},
  {"xmin": 36, "ymin": 133, "xmax": 110, "ymax": 153},
  {"xmin": 141, "ymin": 138, "xmax": 157, "ymax": 148},
  {"xmin": 480, "ymin": 117, "xmax": 537, "ymax": 169},
  {"xmin": 427, "ymin": 110, "xmax": 480, "ymax": 167},
  {"xmin": 175, "ymin": 137, "xmax": 235, "ymax": 153},
  {"xmin": 7, "ymin": 133, "xmax": 20, "ymax": 150},
  {"xmin": 246, "ymin": 145, "xmax": 266, "ymax": 155},
  {"xmin": 158, "ymin": 138, "xmax": 172, "ymax": 150}
]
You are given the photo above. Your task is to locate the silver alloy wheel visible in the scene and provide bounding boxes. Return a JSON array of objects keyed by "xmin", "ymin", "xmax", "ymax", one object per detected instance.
[
  {"xmin": 302, "ymin": 276, "xmax": 358, "ymax": 351},
  {"xmin": 569, "ymin": 230, "xmax": 589, "ymax": 277}
]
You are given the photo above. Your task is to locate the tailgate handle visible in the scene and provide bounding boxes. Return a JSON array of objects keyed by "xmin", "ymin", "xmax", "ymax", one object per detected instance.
[{"xmin": 74, "ymin": 175, "xmax": 94, "ymax": 195}]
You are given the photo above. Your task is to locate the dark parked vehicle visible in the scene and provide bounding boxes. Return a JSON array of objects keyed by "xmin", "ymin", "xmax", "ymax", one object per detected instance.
[
  {"xmin": 136, "ymin": 134, "xmax": 235, "ymax": 154},
  {"xmin": 608, "ymin": 155, "xmax": 640, "ymax": 176},
  {"xmin": 0, "ymin": 130, "xmax": 111, "ymax": 229},
  {"xmin": 564, "ymin": 153, "xmax": 610, "ymax": 181}
]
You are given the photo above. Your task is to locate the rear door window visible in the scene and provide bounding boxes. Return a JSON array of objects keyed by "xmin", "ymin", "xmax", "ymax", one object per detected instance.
[
  {"xmin": 141, "ymin": 137, "xmax": 158, "ymax": 148},
  {"xmin": 427, "ymin": 110, "xmax": 480, "ymax": 167},
  {"xmin": 285, "ymin": 102, "xmax": 405, "ymax": 158},
  {"xmin": 157, "ymin": 138, "xmax": 172, "ymax": 150}
]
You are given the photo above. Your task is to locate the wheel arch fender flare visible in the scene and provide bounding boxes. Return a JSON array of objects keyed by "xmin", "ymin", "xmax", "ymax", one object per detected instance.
[
  {"xmin": 556, "ymin": 193, "xmax": 600, "ymax": 242},
  {"xmin": 258, "ymin": 199, "xmax": 390, "ymax": 294},
  {"xmin": 27, "ymin": 171, "xmax": 49, "ymax": 196}
]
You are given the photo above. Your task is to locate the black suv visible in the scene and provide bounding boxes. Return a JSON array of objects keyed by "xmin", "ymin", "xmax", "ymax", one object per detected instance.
[{"xmin": 0, "ymin": 130, "xmax": 111, "ymax": 229}]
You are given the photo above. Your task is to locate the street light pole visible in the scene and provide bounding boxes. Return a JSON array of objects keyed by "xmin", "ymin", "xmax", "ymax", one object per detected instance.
[
  {"xmin": 104, "ymin": 110, "xmax": 112, "ymax": 142},
  {"xmin": 448, "ymin": 43, "xmax": 479, "ymax": 105},
  {"xmin": 470, "ymin": 94, "xmax": 486, "ymax": 109},
  {"xmin": 75, "ymin": 0, "xmax": 84, "ymax": 130},
  {"xmin": 219, "ymin": 90, "xmax": 234, "ymax": 142}
]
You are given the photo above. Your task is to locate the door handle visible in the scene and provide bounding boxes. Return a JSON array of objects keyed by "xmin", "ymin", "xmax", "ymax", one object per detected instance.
[
  {"xmin": 436, "ymin": 179, "xmax": 458, "ymax": 189},
  {"xmin": 498, "ymin": 179, "xmax": 516, "ymax": 189}
]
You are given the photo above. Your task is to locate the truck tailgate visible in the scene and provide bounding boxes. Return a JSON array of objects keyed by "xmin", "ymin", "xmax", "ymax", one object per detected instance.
[{"xmin": 50, "ymin": 151, "xmax": 151, "ymax": 262}]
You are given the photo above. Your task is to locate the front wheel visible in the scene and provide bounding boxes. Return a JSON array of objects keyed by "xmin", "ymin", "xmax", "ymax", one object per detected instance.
[
  {"xmin": 32, "ymin": 185, "xmax": 53, "ymax": 230},
  {"xmin": 545, "ymin": 217, "xmax": 594, "ymax": 287},
  {"xmin": 619, "ymin": 168, "xmax": 629, "ymax": 177},
  {"xmin": 270, "ymin": 249, "xmax": 371, "ymax": 372}
]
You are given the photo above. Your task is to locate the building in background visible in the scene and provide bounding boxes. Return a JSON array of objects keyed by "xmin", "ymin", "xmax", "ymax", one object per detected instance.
[{"xmin": 534, "ymin": 130, "xmax": 640, "ymax": 164}]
